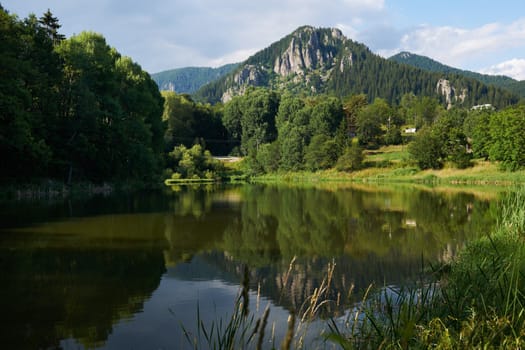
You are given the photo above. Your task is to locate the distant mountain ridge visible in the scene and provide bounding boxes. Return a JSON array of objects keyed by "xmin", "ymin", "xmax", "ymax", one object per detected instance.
[
  {"xmin": 151, "ymin": 63, "xmax": 238, "ymax": 94},
  {"xmin": 193, "ymin": 26, "xmax": 518, "ymax": 108},
  {"xmin": 388, "ymin": 52, "xmax": 525, "ymax": 98}
]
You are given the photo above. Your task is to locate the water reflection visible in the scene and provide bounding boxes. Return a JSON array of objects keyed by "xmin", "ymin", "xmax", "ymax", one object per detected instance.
[
  {"xmin": 0, "ymin": 184, "xmax": 501, "ymax": 349},
  {"xmin": 0, "ymin": 233, "xmax": 166, "ymax": 349}
]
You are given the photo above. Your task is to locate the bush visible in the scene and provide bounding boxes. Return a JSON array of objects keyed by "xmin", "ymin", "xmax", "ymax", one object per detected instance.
[
  {"xmin": 304, "ymin": 135, "xmax": 338, "ymax": 171},
  {"xmin": 336, "ymin": 140, "xmax": 363, "ymax": 171},
  {"xmin": 167, "ymin": 144, "xmax": 223, "ymax": 179},
  {"xmin": 408, "ymin": 127, "xmax": 444, "ymax": 169}
]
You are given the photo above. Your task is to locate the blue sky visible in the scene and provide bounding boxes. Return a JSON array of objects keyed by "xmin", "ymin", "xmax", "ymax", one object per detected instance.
[{"xmin": 3, "ymin": 0, "xmax": 525, "ymax": 79}]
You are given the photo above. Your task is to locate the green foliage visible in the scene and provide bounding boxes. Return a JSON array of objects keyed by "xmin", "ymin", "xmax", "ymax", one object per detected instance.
[
  {"xmin": 384, "ymin": 126, "xmax": 402, "ymax": 145},
  {"xmin": 464, "ymin": 109, "xmax": 493, "ymax": 159},
  {"xmin": 162, "ymin": 91, "xmax": 230, "ymax": 155},
  {"xmin": 221, "ymin": 88, "xmax": 279, "ymax": 158},
  {"xmin": 336, "ymin": 139, "xmax": 363, "ymax": 171},
  {"xmin": 433, "ymin": 109, "xmax": 472, "ymax": 168},
  {"xmin": 167, "ymin": 144, "xmax": 223, "ymax": 179},
  {"xmin": 309, "ymin": 96, "xmax": 344, "ymax": 138},
  {"xmin": 407, "ymin": 109, "xmax": 472, "ymax": 170},
  {"xmin": 279, "ymin": 127, "xmax": 305, "ymax": 171},
  {"xmin": 342, "ymin": 93, "xmax": 367, "ymax": 136},
  {"xmin": 0, "ymin": 9, "xmax": 60, "ymax": 179},
  {"xmin": 0, "ymin": 6, "xmax": 165, "ymax": 184},
  {"xmin": 255, "ymin": 142, "xmax": 281, "ymax": 173},
  {"xmin": 408, "ymin": 127, "xmax": 444, "ymax": 169},
  {"xmin": 56, "ymin": 31, "xmax": 165, "ymax": 182},
  {"xmin": 356, "ymin": 98, "xmax": 388, "ymax": 147},
  {"xmin": 239, "ymin": 88, "xmax": 280, "ymax": 156},
  {"xmin": 304, "ymin": 134, "xmax": 338, "ymax": 171},
  {"xmin": 488, "ymin": 106, "xmax": 525, "ymax": 171}
]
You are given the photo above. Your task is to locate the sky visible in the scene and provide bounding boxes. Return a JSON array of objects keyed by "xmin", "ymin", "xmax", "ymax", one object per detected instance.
[{"xmin": 3, "ymin": 0, "xmax": 525, "ymax": 80}]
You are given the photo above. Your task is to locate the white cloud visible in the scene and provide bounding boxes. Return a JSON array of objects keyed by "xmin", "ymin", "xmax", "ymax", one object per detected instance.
[
  {"xmin": 480, "ymin": 59, "xmax": 525, "ymax": 80},
  {"xmin": 209, "ymin": 48, "xmax": 259, "ymax": 67},
  {"xmin": 389, "ymin": 18, "xmax": 525, "ymax": 70}
]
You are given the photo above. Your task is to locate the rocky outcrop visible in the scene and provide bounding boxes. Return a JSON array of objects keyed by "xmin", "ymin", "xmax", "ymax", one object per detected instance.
[
  {"xmin": 221, "ymin": 64, "xmax": 267, "ymax": 102},
  {"xmin": 273, "ymin": 26, "xmax": 341, "ymax": 77},
  {"xmin": 233, "ymin": 64, "xmax": 265, "ymax": 86},
  {"xmin": 436, "ymin": 78, "xmax": 468, "ymax": 109}
]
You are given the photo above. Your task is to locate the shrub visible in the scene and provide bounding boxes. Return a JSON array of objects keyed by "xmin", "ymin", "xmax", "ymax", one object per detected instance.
[
  {"xmin": 336, "ymin": 139, "xmax": 363, "ymax": 171},
  {"xmin": 408, "ymin": 127, "xmax": 444, "ymax": 169}
]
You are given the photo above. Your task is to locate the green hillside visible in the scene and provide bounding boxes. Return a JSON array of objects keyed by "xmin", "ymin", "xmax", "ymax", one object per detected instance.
[
  {"xmin": 389, "ymin": 51, "xmax": 525, "ymax": 98},
  {"xmin": 151, "ymin": 63, "xmax": 238, "ymax": 94}
]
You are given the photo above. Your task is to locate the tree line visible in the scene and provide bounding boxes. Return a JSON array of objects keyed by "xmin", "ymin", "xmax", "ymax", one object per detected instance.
[
  {"xmin": 1, "ymin": 6, "xmax": 164, "ymax": 184},
  {"xmin": 167, "ymin": 86, "xmax": 525, "ymax": 176}
]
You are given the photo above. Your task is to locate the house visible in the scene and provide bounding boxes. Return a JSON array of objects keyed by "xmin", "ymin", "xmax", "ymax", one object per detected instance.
[
  {"xmin": 471, "ymin": 104, "xmax": 494, "ymax": 111},
  {"xmin": 404, "ymin": 127, "xmax": 416, "ymax": 134}
]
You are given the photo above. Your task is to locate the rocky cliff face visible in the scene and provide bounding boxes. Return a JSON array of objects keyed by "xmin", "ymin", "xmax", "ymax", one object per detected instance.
[
  {"xmin": 436, "ymin": 78, "xmax": 467, "ymax": 109},
  {"xmin": 273, "ymin": 27, "xmax": 342, "ymax": 77},
  {"xmin": 222, "ymin": 65, "xmax": 267, "ymax": 102}
]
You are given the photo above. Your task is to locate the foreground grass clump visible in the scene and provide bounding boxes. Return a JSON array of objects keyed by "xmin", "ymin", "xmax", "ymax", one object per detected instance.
[{"xmin": 429, "ymin": 187, "xmax": 525, "ymax": 348}]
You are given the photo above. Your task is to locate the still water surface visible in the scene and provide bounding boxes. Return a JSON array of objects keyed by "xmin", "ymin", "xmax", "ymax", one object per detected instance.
[{"xmin": 0, "ymin": 184, "xmax": 502, "ymax": 349}]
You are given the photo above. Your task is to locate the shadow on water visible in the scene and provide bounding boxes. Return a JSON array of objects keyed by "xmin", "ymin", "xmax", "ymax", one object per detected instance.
[{"xmin": 0, "ymin": 183, "xmax": 503, "ymax": 349}]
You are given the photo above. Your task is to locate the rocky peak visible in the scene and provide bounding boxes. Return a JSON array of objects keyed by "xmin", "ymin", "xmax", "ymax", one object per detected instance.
[{"xmin": 273, "ymin": 26, "xmax": 344, "ymax": 77}]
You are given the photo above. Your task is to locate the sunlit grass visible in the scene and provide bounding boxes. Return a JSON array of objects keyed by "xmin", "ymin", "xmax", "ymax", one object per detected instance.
[{"xmin": 252, "ymin": 145, "xmax": 525, "ymax": 187}]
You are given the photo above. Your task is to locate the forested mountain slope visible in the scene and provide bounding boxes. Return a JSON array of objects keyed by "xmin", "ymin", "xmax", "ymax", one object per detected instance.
[
  {"xmin": 195, "ymin": 26, "xmax": 518, "ymax": 108},
  {"xmin": 389, "ymin": 51, "xmax": 525, "ymax": 98}
]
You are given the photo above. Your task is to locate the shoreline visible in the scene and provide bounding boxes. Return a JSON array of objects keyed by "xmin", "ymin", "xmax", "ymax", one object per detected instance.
[{"xmin": 249, "ymin": 161, "xmax": 525, "ymax": 186}]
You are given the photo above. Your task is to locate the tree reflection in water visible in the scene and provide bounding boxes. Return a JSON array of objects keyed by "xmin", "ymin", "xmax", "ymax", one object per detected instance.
[{"xmin": 0, "ymin": 184, "xmax": 501, "ymax": 349}]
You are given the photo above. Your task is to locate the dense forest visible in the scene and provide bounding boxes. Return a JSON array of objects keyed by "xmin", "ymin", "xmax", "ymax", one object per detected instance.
[{"xmin": 0, "ymin": 6, "xmax": 164, "ymax": 184}]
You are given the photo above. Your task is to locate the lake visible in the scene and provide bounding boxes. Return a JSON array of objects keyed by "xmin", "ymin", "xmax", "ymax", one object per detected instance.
[{"xmin": 0, "ymin": 183, "xmax": 502, "ymax": 349}]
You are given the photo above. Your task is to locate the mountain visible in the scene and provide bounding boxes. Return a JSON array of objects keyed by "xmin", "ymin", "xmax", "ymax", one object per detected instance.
[
  {"xmin": 194, "ymin": 26, "xmax": 519, "ymax": 108},
  {"xmin": 389, "ymin": 51, "xmax": 525, "ymax": 98},
  {"xmin": 151, "ymin": 63, "xmax": 238, "ymax": 94}
]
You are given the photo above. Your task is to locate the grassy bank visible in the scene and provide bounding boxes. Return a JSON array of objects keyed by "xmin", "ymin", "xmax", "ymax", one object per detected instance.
[{"xmin": 250, "ymin": 145, "xmax": 525, "ymax": 186}]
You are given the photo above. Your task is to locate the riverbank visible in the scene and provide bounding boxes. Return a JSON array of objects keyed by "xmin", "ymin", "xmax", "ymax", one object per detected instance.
[{"xmin": 249, "ymin": 145, "xmax": 525, "ymax": 186}]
